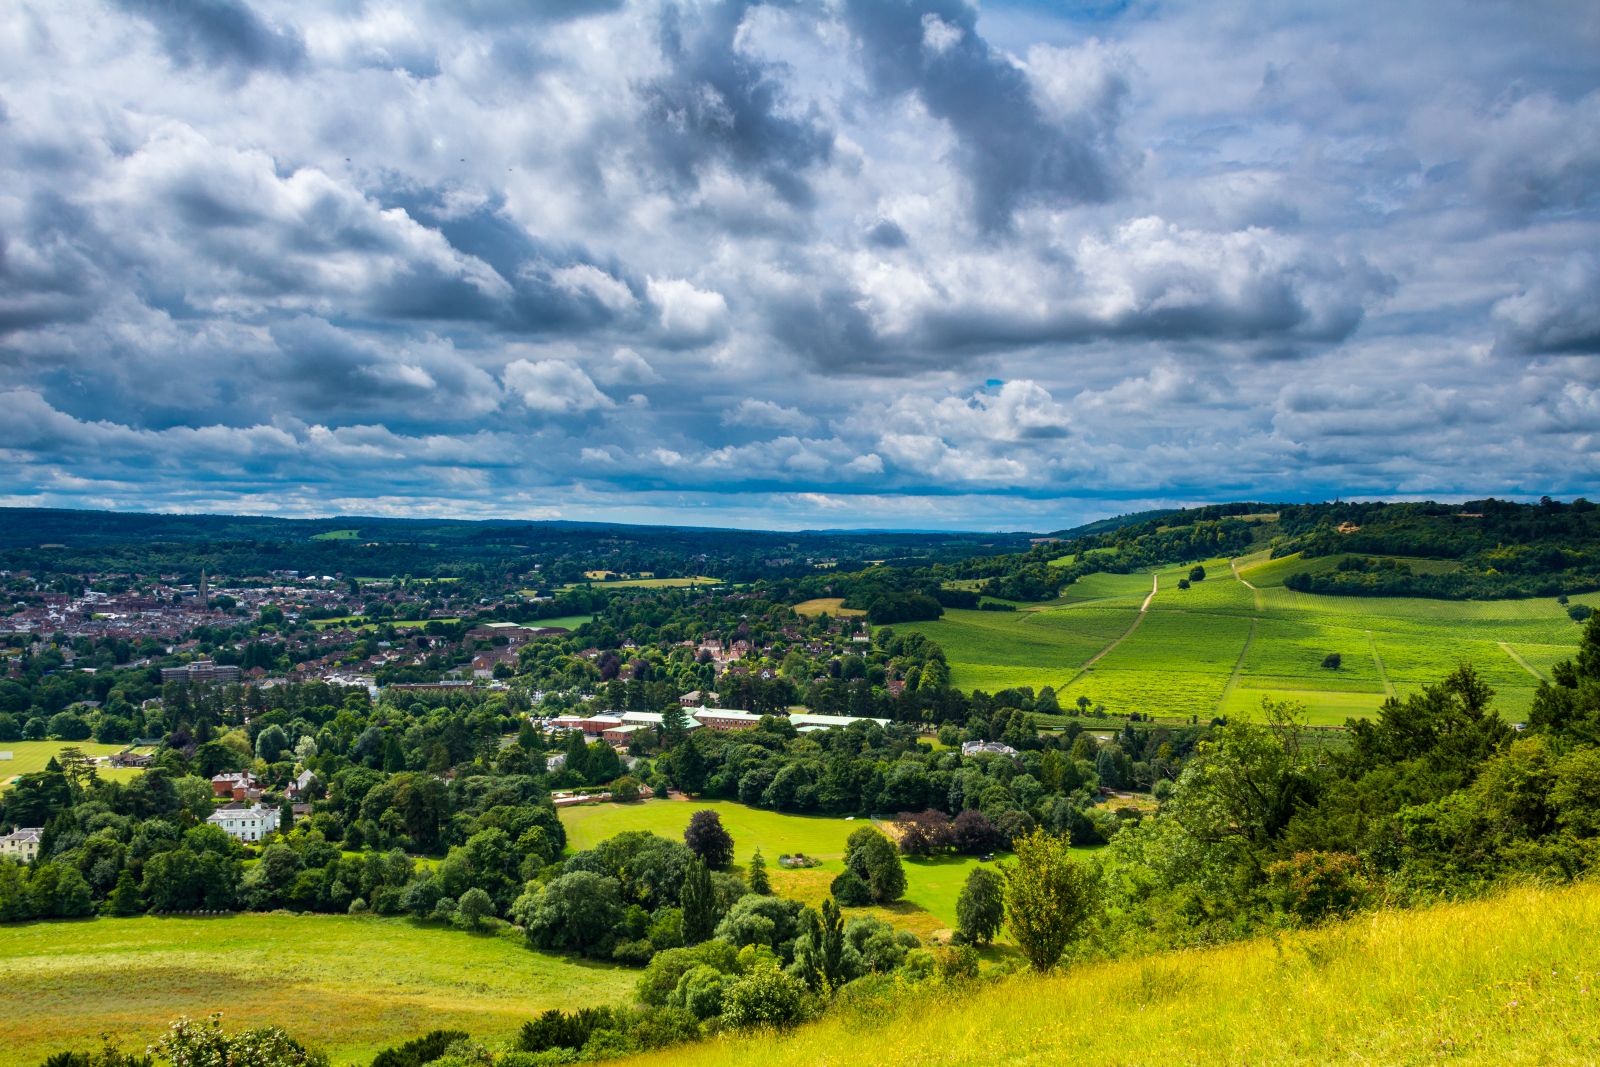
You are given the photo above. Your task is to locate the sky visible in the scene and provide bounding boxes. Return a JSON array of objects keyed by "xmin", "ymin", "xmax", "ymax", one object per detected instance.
[{"xmin": 1, "ymin": 0, "xmax": 1598, "ymax": 532}]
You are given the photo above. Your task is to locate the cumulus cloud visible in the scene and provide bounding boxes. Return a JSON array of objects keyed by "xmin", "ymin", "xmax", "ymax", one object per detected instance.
[
  {"xmin": 503, "ymin": 359, "xmax": 614, "ymax": 414},
  {"xmin": 0, "ymin": 0, "xmax": 1595, "ymax": 527},
  {"xmin": 648, "ymin": 276, "xmax": 730, "ymax": 346},
  {"xmin": 114, "ymin": 0, "xmax": 306, "ymax": 75},
  {"xmin": 722, "ymin": 397, "xmax": 816, "ymax": 433}
]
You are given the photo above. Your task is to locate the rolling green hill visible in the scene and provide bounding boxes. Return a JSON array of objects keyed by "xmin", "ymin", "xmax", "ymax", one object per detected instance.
[
  {"xmin": 617, "ymin": 881, "xmax": 1600, "ymax": 1067},
  {"xmin": 905, "ymin": 552, "xmax": 1595, "ymax": 724}
]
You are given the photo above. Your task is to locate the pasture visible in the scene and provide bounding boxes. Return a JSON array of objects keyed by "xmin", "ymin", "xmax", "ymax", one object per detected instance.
[
  {"xmin": 559, "ymin": 799, "xmax": 1029, "ymax": 938},
  {"xmin": 0, "ymin": 913, "xmax": 634, "ymax": 1067},
  {"xmin": 308, "ymin": 528, "xmax": 361, "ymax": 541},
  {"xmin": 906, "ymin": 552, "xmax": 1585, "ymax": 725}
]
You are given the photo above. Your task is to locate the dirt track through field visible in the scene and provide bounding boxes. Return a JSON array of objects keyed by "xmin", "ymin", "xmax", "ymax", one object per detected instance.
[
  {"xmin": 1216, "ymin": 617, "xmax": 1259, "ymax": 714},
  {"xmin": 1140, "ymin": 573, "xmax": 1159, "ymax": 612},
  {"xmin": 1230, "ymin": 558, "xmax": 1264, "ymax": 612},
  {"xmin": 1499, "ymin": 641, "xmax": 1551, "ymax": 683},
  {"xmin": 1367, "ymin": 630, "xmax": 1396, "ymax": 697},
  {"xmin": 1062, "ymin": 574, "xmax": 1158, "ymax": 689}
]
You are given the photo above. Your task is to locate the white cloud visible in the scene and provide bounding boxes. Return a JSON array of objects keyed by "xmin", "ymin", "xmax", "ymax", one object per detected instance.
[
  {"xmin": 503, "ymin": 359, "xmax": 614, "ymax": 414},
  {"xmin": 648, "ymin": 277, "xmax": 730, "ymax": 346}
]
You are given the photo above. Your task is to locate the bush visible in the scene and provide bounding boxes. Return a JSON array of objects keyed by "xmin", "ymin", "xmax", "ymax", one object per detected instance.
[
  {"xmin": 370, "ymin": 1030, "xmax": 469, "ymax": 1067},
  {"xmin": 1322, "ymin": 653, "xmax": 1342, "ymax": 669},
  {"xmin": 720, "ymin": 964, "xmax": 811, "ymax": 1030},
  {"xmin": 1571, "ymin": 604, "xmax": 1595, "ymax": 623},
  {"xmin": 828, "ymin": 869, "xmax": 872, "ymax": 906},
  {"xmin": 1265, "ymin": 851, "xmax": 1372, "ymax": 923}
]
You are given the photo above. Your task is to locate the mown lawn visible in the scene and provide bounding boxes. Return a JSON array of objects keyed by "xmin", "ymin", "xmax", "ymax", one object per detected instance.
[
  {"xmin": 0, "ymin": 741, "xmax": 143, "ymax": 790},
  {"xmin": 0, "ymin": 913, "xmax": 634, "ymax": 1067}
]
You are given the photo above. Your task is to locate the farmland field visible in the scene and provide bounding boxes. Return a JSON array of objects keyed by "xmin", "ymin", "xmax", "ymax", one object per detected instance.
[
  {"xmin": 793, "ymin": 597, "xmax": 865, "ymax": 617},
  {"xmin": 904, "ymin": 552, "xmax": 1585, "ymax": 725},
  {"xmin": 0, "ymin": 913, "xmax": 633, "ymax": 1067},
  {"xmin": 0, "ymin": 741, "xmax": 145, "ymax": 789}
]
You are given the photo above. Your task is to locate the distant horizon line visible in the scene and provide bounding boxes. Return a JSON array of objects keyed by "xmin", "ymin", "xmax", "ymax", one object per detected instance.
[{"xmin": 0, "ymin": 494, "xmax": 1576, "ymax": 539}]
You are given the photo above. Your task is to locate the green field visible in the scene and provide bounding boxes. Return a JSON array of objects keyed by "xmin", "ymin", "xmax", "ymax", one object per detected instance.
[
  {"xmin": 529, "ymin": 614, "xmax": 594, "ymax": 631},
  {"xmin": 309, "ymin": 529, "xmax": 361, "ymax": 541},
  {"xmin": 619, "ymin": 881, "xmax": 1600, "ymax": 1067},
  {"xmin": 0, "ymin": 741, "xmax": 144, "ymax": 789},
  {"xmin": 0, "ymin": 913, "xmax": 633, "ymax": 1067},
  {"xmin": 311, "ymin": 617, "xmax": 460, "ymax": 630},
  {"xmin": 905, "ymin": 553, "xmax": 1585, "ymax": 725},
  {"xmin": 560, "ymin": 800, "xmax": 1023, "ymax": 939}
]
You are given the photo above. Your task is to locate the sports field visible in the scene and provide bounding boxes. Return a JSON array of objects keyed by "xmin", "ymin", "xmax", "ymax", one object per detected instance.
[
  {"xmin": 0, "ymin": 913, "xmax": 633, "ymax": 1067},
  {"xmin": 903, "ymin": 552, "xmax": 1588, "ymax": 725}
]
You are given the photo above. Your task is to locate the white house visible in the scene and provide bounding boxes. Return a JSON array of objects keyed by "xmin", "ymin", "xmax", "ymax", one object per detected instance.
[
  {"xmin": 0, "ymin": 827, "xmax": 43, "ymax": 862},
  {"xmin": 962, "ymin": 740, "xmax": 1019, "ymax": 758},
  {"xmin": 207, "ymin": 804, "xmax": 279, "ymax": 843}
]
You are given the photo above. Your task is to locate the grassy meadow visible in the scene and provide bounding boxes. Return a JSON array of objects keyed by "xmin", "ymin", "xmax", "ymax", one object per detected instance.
[
  {"xmin": 0, "ymin": 913, "xmax": 634, "ymax": 1067},
  {"xmin": 903, "ymin": 550, "xmax": 1587, "ymax": 725},
  {"xmin": 618, "ymin": 880, "xmax": 1600, "ymax": 1067},
  {"xmin": 559, "ymin": 799, "xmax": 1024, "ymax": 940}
]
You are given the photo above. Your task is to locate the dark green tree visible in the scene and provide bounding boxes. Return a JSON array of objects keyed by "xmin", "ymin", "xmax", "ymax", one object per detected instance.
[
  {"xmin": 956, "ymin": 866, "xmax": 1004, "ymax": 944},
  {"xmin": 681, "ymin": 857, "xmax": 716, "ymax": 945},
  {"xmin": 748, "ymin": 848, "xmax": 772, "ymax": 895},
  {"xmin": 684, "ymin": 809, "xmax": 734, "ymax": 869}
]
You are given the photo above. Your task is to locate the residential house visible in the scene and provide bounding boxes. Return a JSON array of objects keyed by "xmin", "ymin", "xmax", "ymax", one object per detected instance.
[
  {"xmin": 207, "ymin": 804, "xmax": 278, "ymax": 843},
  {"xmin": 0, "ymin": 827, "xmax": 43, "ymax": 862},
  {"xmin": 210, "ymin": 771, "xmax": 260, "ymax": 800}
]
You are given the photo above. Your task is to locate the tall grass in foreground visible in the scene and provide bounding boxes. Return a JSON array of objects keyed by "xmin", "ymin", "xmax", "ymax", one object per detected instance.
[{"xmin": 621, "ymin": 881, "xmax": 1600, "ymax": 1066}]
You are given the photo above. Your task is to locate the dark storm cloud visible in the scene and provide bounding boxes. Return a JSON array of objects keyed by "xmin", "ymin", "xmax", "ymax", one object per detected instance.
[
  {"xmin": 1494, "ymin": 254, "xmax": 1600, "ymax": 356},
  {"xmin": 640, "ymin": 0, "xmax": 834, "ymax": 208},
  {"xmin": 841, "ymin": 0, "xmax": 1129, "ymax": 230},
  {"xmin": 114, "ymin": 0, "xmax": 305, "ymax": 73}
]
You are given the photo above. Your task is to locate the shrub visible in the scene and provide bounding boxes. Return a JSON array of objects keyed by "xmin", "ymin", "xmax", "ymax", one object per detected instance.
[
  {"xmin": 1322, "ymin": 653, "xmax": 1342, "ymax": 669},
  {"xmin": 828, "ymin": 869, "xmax": 872, "ymax": 906},
  {"xmin": 720, "ymin": 964, "xmax": 811, "ymax": 1030}
]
